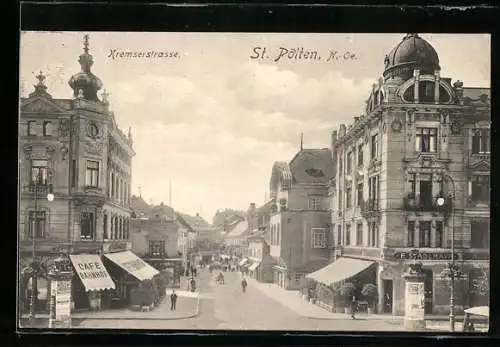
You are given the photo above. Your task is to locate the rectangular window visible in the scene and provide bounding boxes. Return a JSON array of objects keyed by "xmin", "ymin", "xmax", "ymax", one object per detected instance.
[
  {"xmin": 312, "ymin": 228, "xmax": 327, "ymax": 248},
  {"xmin": 374, "ymin": 223, "xmax": 379, "ymax": 247},
  {"xmin": 472, "ymin": 129, "xmax": 490, "ymax": 154},
  {"xmin": 346, "ymin": 187, "xmax": 352, "ymax": 209},
  {"xmin": 31, "ymin": 160, "xmax": 48, "ymax": 185},
  {"xmin": 419, "ymin": 174, "xmax": 433, "ymax": 207},
  {"xmin": 409, "ymin": 173, "xmax": 416, "ymax": 195},
  {"xmin": 419, "ymin": 221, "xmax": 431, "ymax": 248},
  {"xmin": 27, "ymin": 211, "xmax": 46, "ymax": 239},
  {"xmin": 308, "ymin": 197, "xmax": 322, "ymax": 210},
  {"xmin": 345, "ymin": 224, "xmax": 351, "ymax": 246},
  {"xmin": 71, "ymin": 160, "xmax": 77, "ymax": 188},
  {"xmin": 149, "ymin": 240, "xmax": 166, "ymax": 257},
  {"xmin": 435, "ymin": 221, "xmax": 443, "ymax": 248},
  {"xmin": 338, "ymin": 189, "xmax": 343, "ymax": 210},
  {"xmin": 470, "ymin": 221, "xmax": 489, "ymax": 249},
  {"xmin": 103, "ymin": 214, "xmax": 108, "ymax": 239},
  {"xmin": 339, "ymin": 158, "xmax": 343, "ymax": 176},
  {"xmin": 337, "ymin": 225, "xmax": 342, "ymax": 245},
  {"xmin": 471, "ymin": 175, "xmax": 490, "ymax": 202},
  {"xmin": 357, "ymin": 183, "xmax": 363, "ymax": 207},
  {"xmin": 356, "ymin": 223, "xmax": 363, "ymax": 246},
  {"xmin": 407, "ymin": 221, "xmax": 415, "ymax": 247},
  {"xmin": 85, "ymin": 160, "xmax": 100, "ymax": 187},
  {"xmin": 80, "ymin": 212, "xmax": 95, "ymax": 240},
  {"xmin": 371, "ymin": 134, "xmax": 379, "ymax": 159},
  {"xmin": 347, "ymin": 151, "xmax": 352, "ymax": 173},
  {"xmin": 358, "ymin": 144, "xmax": 364, "ymax": 167},
  {"xmin": 277, "ymin": 224, "xmax": 281, "ymax": 245},
  {"xmin": 368, "ymin": 175, "xmax": 380, "ymax": 209},
  {"xmin": 415, "ymin": 128, "xmax": 437, "ymax": 153}
]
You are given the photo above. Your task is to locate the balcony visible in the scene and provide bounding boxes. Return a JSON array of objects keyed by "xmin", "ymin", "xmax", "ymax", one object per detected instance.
[
  {"xmin": 467, "ymin": 197, "xmax": 490, "ymax": 209},
  {"xmin": 402, "ymin": 194, "xmax": 451, "ymax": 213},
  {"xmin": 360, "ymin": 199, "xmax": 380, "ymax": 219},
  {"xmin": 22, "ymin": 184, "xmax": 50, "ymax": 194},
  {"xmin": 342, "ymin": 246, "xmax": 381, "ymax": 259}
]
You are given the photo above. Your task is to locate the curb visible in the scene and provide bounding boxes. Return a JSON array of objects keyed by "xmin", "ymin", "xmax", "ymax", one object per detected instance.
[{"xmin": 20, "ymin": 295, "xmax": 201, "ymax": 322}]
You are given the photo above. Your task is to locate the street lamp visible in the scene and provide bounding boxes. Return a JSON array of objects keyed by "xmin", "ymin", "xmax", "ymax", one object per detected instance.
[
  {"xmin": 28, "ymin": 178, "xmax": 54, "ymax": 326},
  {"xmin": 436, "ymin": 173, "xmax": 460, "ymax": 332}
]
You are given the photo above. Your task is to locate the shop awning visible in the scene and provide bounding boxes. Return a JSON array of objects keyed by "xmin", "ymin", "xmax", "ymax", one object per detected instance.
[
  {"xmin": 104, "ymin": 251, "xmax": 159, "ymax": 281},
  {"xmin": 70, "ymin": 254, "xmax": 116, "ymax": 292},
  {"xmin": 248, "ymin": 262, "xmax": 260, "ymax": 272},
  {"xmin": 306, "ymin": 257, "xmax": 375, "ymax": 286},
  {"xmin": 239, "ymin": 258, "xmax": 249, "ymax": 266}
]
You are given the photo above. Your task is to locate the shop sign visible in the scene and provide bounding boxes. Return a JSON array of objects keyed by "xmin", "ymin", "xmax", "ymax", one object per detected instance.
[
  {"xmin": 405, "ymin": 281, "xmax": 424, "ymax": 320},
  {"xmin": 394, "ymin": 251, "xmax": 459, "ymax": 261}
]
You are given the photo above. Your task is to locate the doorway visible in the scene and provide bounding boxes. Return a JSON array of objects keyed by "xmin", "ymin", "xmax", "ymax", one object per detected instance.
[
  {"xmin": 383, "ymin": 280, "xmax": 393, "ymax": 313},
  {"xmin": 423, "ymin": 269, "xmax": 434, "ymax": 314}
]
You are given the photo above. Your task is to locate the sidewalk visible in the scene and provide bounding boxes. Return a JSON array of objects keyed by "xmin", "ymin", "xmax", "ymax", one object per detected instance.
[
  {"xmin": 245, "ymin": 276, "xmax": 401, "ymax": 322},
  {"xmin": 20, "ymin": 291, "xmax": 200, "ymax": 321}
]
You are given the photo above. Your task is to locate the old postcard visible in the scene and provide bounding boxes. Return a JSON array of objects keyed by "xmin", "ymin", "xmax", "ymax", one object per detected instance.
[{"xmin": 18, "ymin": 32, "xmax": 490, "ymax": 332}]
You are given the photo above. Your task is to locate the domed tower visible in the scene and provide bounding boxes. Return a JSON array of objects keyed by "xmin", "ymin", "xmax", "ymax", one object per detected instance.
[
  {"xmin": 383, "ymin": 33, "xmax": 440, "ymax": 83},
  {"xmin": 68, "ymin": 34, "xmax": 103, "ymax": 101}
]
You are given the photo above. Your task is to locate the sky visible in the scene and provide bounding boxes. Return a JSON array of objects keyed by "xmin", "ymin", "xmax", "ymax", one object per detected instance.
[{"xmin": 19, "ymin": 32, "xmax": 490, "ymax": 222}]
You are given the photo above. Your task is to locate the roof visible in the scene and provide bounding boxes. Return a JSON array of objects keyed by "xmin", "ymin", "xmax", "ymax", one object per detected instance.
[
  {"xmin": 130, "ymin": 195, "xmax": 153, "ymax": 217},
  {"xmin": 288, "ymin": 149, "xmax": 333, "ymax": 183},
  {"xmin": 384, "ymin": 33, "xmax": 440, "ymax": 74},
  {"xmin": 174, "ymin": 213, "xmax": 195, "ymax": 233},
  {"xmin": 225, "ymin": 220, "xmax": 249, "ymax": 238}
]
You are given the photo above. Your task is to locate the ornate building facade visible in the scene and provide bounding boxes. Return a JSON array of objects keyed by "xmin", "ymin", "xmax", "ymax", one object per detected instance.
[
  {"xmin": 19, "ymin": 35, "xmax": 136, "ymax": 312},
  {"xmin": 329, "ymin": 34, "xmax": 490, "ymax": 315}
]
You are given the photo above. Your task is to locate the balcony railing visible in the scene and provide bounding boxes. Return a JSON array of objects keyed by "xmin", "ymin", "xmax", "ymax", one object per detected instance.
[
  {"xmin": 467, "ymin": 197, "xmax": 490, "ymax": 209},
  {"xmin": 342, "ymin": 247, "xmax": 381, "ymax": 258},
  {"xmin": 360, "ymin": 199, "xmax": 380, "ymax": 219},
  {"xmin": 403, "ymin": 194, "xmax": 452, "ymax": 213},
  {"xmin": 23, "ymin": 184, "xmax": 50, "ymax": 194}
]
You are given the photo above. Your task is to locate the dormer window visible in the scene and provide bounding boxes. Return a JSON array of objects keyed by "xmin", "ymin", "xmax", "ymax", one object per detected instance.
[
  {"xmin": 27, "ymin": 121, "xmax": 36, "ymax": 136},
  {"xmin": 43, "ymin": 121, "xmax": 52, "ymax": 136}
]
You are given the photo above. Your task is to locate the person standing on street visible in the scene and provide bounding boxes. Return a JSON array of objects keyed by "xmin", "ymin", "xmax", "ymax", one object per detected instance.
[
  {"xmin": 351, "ymin": 294, "xmax": 358, "ymax": 319},
  {"xmin": 170, "ymin": 289, "xmax": 178, "ymax": 311},
  {"xmin": 241, "ymin": 277, "xmax": 247, "ymax": 293}
]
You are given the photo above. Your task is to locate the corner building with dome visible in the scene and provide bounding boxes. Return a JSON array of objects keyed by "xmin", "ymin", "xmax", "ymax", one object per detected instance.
[
  {"xmin": 323, "ymin": 34, "xmax": 489, "ymax": 315},
  {"xmin": 18, "ymin": 35, "xmax": 161, "ymax": 316}
]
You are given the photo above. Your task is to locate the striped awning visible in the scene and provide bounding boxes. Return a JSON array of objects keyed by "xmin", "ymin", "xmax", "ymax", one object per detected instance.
[
  {"xmin": 306, "ymin": 257, "xmax": 374, "ymax": 286},
  {"xmin": 248, "ymin": 262, "xmax": 260, "ymax": 272},
  {"xmin": 104, "ymin": 251, "xmax": 159, "ymax": 281}
]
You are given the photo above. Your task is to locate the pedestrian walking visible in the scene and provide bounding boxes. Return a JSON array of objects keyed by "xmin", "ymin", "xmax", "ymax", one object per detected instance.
[
  {"xmin": 350, "ymin": 294, "xmax": 358, "ymax": 319},
  {"xmin": 170, "ymin": 289, "xmax": 178, "ymax": 311},
  {"xmin": 241, "ymin": 277, "xmax": 247, "ymax": 293}
]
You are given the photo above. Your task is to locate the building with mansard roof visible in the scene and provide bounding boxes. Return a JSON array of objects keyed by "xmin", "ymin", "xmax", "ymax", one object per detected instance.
[
  {"xmin": 310, "ymin": 33, "xmax": 490, "ymax": 316},
  {"xmin": 18, "ymin": 35, "xmax": 155, "ymax": 314}
]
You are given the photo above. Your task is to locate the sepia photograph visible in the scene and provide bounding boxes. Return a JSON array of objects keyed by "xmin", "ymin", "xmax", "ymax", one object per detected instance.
[{"xmin": 17, "ymin": 31, "xmax": 490, "ymax": 333}]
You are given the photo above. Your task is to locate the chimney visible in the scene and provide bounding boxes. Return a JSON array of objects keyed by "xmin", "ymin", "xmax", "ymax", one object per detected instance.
[{"xmin": 339, "ymin": 124, "xmax": 346, "ymax": 138}]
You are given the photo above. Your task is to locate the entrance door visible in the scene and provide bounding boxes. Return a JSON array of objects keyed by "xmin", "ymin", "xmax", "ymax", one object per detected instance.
[
  {"xmin": 72, "ymin": 279, "xmax": 89, "ymax": 310},
  {"xmin": 423, "ymin": 269, "xmax": 433, "ymax": 314},
  {"xmin": 383, "ymin": 280, "xmax": 393, "ymax": 313}
]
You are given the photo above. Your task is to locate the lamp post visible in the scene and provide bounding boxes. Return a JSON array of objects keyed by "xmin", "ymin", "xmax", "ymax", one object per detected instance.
[
  {"xmin": 436, "ymin": 173, "xmax": 460, "ymax": 332},
  {"xmin": 28, "ymin": 179, "xmax": 54, "ymax": 326}
]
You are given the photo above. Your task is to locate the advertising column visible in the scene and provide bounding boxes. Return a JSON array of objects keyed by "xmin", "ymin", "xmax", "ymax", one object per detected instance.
[
  {"xmin": 48, "ymin": 277, "xmax": 72, "ymax": 328},
  {"xmin": 403, "ymin": 263, "xmax": 426, "ymax": 331}
]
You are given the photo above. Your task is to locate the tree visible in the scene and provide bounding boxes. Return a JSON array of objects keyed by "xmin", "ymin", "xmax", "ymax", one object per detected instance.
[{"xmin": 471, "ymin": 268, "xmax": 489, "ymax": 297}]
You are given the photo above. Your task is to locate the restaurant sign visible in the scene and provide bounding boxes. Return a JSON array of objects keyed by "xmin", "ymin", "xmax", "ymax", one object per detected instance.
[{"xmin": 394, "ymin": 251, "xmax": 459, "ymax": 261}]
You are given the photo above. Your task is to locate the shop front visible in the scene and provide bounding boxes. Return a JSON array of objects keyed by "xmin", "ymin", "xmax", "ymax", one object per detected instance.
[
  {"xmin": 144, "ymin": 258, "xmax": 182, "ymax": 287},
  {"xmin": 69, "ymin": 254, "xmax": 116, "ymax": 312},
  {"xmin": 103, "ymin": 250, "xmax": 160, "ymax": 307}
]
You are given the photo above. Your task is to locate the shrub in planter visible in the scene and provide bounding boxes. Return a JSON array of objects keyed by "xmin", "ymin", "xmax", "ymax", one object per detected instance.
[
  {"xmin": 361, "ymin": 283, "xmax": 378, "ymax": 314},
  {"xmin": 339, "ymin": 282, "xmax": 356, "ymax": 314},
  {"xmin": 330, "ymin": 283, "xmax": 344, "ymax": 311},
  {"xmin": 129, "ymin": 284, "xmax": 145, "ymax": 308}
]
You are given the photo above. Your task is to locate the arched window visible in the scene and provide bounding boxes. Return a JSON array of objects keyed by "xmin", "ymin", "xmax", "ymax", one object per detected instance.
[{"xmin": 43, "ymin": 121, "xmax": 52, "ymax": 136}]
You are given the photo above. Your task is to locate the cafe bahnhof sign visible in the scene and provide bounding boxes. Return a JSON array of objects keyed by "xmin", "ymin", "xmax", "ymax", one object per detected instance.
[{"xmin": 393, "ymin": 251, "xmax": 459, "ymax": 261}]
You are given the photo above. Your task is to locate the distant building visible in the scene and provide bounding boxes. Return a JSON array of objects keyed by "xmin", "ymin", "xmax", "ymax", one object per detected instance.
[{"xmin": 268, "ymin": 148, "xmax": 334, "ymax": 290}]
